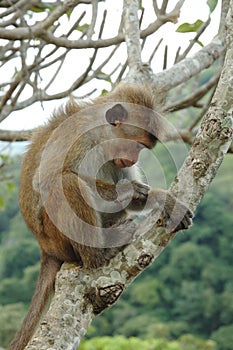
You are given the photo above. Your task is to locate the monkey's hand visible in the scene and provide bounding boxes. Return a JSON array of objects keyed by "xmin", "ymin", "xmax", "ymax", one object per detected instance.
[
  {"xmin": 116, "ymin": 180, "xmax": 150, "ymax": 206},
  {"xmin": 148, "ymin": 189, "xmax": 193, "ymax": 233}
]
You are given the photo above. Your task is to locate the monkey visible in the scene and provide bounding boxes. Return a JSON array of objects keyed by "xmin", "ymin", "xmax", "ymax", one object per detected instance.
[{"xmin": 8, "ymin": 84, "xmax": 193, "ymax": 350}]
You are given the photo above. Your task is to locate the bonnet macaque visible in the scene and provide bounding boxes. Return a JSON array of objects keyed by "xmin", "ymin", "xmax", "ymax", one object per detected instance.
[{"xmin": 9, "ymin": 84, "xmax": 192, "ymax": 350}]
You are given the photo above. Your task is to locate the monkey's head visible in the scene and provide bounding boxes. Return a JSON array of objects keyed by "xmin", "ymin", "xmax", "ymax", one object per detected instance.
[{"xmin": 105, "ymin": 103, "xmax": 158, "ymax": 168}]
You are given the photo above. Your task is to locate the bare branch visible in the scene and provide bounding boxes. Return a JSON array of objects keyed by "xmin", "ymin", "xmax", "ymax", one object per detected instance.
[
  {"xmin": 0, "ymin": 0, "xmax": 30, "ymax": 19},
  {"xmin": 140, "ymin": 15, "xmax": 178, "ymax": 38},
  {"xmin": 148, "ymin": 38, "xmax": 163, "ymax": 63},
  {"xmin": 1, "ymin": 35, "xmax": 223, "ymax": 121},
  {"xmin": 163, "ymin": 45, "xmax": 168, "ymax": 70},
  {"xmin": 151, "ymin": 37, "xmax": 225, "ymax": 93},
  {"xmin": 86, "ymin": 0, "xmax": 98, "ymax": 39},
  {"xmin": 164, "ymin": 73, "xmax": 220, "ymax": 112},
  {"xmin": 0, "ymin": 5, "xmax": 182, "ymax": 50},
  {"xmin": 0, "ymin": 128, "xmax": 34, "ymax": 142},
  {"xmin": 35, "ymin": 0, "xmax": 81, "ymax": 31},
  {"xmin": 152, "ymin": 0, "xmax": 160, "ymax": 16},
  {"xmin": 116, "ymin": 60, "xmax": 128, "ymax": 82},
  {"xmin": 188, "ymin": 88, "xmax": 216, "ymax": 131},
  {"xmin": 161, "ymin": 0, "xmax": 169, "ymax": 14},
  {"xmin": 123, "ymin": 0, "xmax": 142, "ymax": 74}
]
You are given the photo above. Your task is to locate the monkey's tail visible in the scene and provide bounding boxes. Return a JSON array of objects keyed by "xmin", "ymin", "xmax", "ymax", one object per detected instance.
[{"xmin": 8, "ymin": 252, "xmax": 62, "ymax": 350}]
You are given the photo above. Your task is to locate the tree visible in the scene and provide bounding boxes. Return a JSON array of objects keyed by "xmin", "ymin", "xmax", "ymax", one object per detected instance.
[{"xmin": 0, "ymin": 0, "xmax": 232, "ymax": 349}]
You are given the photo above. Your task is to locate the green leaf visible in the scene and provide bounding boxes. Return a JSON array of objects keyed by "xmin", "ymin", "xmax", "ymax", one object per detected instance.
[
  {"xmin": 66, "ymin": 9, "xmax": 73, "ymax": 19},
  {"xmin": 29, "ymin": 6, "xmax": 45, "ymax": 13},
  {"xmin": 29, "ymin": 4, "xmax": 55, "ymax": 13},
  {"xmin": 76, "ymin": 24, "xmax": 89, "ymax": 33},
  {"xmin": 0, "ymin": 154, "xmax": 7, "ymax": 162},
  {"xmin": 196, "ymin": 40, "xmax": 204, "ymax": 47},
  {"xmin": 207, "ymin": 0, "xmax": 218, "ymax": 13},
  {"xmin": 176, "ymin": 20, "xmax": 203, "ymax": 33},
  {"xmin": 7, "ymin": 182, "xmax": 15, "ymax": 192},
  {"xmin": 0, "ymin": 196, "xmax": 5, "ymax": 209},
  {"xmin": 101, "ymin": 89, "xmax": 108, "ymax": 96},
  {"xmin": 96, "ymin": 72, "xmax": 111, "ymax": 82}
]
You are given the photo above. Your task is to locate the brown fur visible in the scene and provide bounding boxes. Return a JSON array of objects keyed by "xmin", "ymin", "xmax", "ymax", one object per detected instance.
[{"xmin": 9, "ymin": 84, "xmax": 192, "ymax": 350}]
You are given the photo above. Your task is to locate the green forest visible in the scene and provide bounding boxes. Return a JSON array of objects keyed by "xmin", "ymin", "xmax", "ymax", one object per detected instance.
[{"xmin": 0, "ymin": 145, "xmax": 232, "ymax": 350}]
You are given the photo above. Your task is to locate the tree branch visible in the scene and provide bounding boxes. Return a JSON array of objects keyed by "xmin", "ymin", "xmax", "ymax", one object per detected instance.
[
  {"xmin": 164, "ymin": 73, "xmax": 220, "ymax": 112},
  {"xmin": 0, "ymin": 129, "xmax": 34, "ymax": 142},
  {"xmin": 151, "ymin": 36, "xmax": 225, "ymax": 93},
  {"xmin": 123, "ymin": 0, "xmax": 142, "ymax": 72},
  {"xmin": 0, "ymin": 3, "xmax": 184, "ymax": 49}
]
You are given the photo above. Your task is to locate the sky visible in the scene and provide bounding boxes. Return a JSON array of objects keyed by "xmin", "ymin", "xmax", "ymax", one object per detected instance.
[{"xmin": 0, "ymin": 0, "xmax": 220, "ymax": 132}]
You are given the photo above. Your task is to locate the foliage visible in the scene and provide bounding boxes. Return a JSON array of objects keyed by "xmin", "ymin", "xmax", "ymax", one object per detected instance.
[
  {"xmin": 0, "ymin": 155, "xmax": 18, "ymax": 210},
  {"xmin": 79, "ymin": 335, "xmax": 216, "ymax": 350},
  {"xmin": 207, "ymin": 0, "xmax": 218, "ymax": 13},
  {"xmin": 211, "ymin": 325, "xmax": 233, "ymax": 350},
  {"xmin": 0, "ymin": 149, "xmax": 232, "ymax": 348},
  {"xmin": 0, "ymin": 303, "xmax": 26, "ymax": 348},
  {"xmin": 176, "ymin": 20, "xmax": 204, "ymax": 34}
]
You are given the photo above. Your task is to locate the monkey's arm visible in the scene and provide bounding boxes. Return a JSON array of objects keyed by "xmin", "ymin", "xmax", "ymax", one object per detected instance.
[
  {"xmin": 79, "ymin": 174, "xmax": 149, "ymax": 205},
  {"xmin": 112, "ymin": 180, "xmax": 193, "ymax": 232},
  {"xmin": 78, "ymin": 174, "xmax": 193, "ymax": 232}
]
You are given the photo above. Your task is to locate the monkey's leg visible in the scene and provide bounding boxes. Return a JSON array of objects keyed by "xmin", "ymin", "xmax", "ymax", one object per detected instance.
[
  {"xmin": 43, "ymin": 172, "xmax": 112, "ymax": 269},
  {"xmin": 66, "ymin": 174, "xmax": 138, "ymax": 256},
  {"xmin": 61, "ymin": 172, "xmax": 136, "ymax": 267}
]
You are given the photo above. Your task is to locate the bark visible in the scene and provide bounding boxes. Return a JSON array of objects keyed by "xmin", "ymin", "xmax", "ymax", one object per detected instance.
[{"xmin": 25, "ymin": 1, "xmax": 233, "ymax": 349}]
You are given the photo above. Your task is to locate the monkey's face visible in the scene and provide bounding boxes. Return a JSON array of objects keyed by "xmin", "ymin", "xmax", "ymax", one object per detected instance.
[
  {"xmin": 110, "ymin": 140, "xmax": 144, "ymax": 168},
  {"xmin": 105, "ymin": 103, "xmax": 157, "ymax": 168},
  {"xmin": 108, "ymin": 129, "xmax": 156, "ymax": 168}
]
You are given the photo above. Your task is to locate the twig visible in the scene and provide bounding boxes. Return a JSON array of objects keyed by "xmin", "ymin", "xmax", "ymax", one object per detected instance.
[
  {"xmin": 164, "ymin": 73, "xmax": 220, "ymax": 112},
  {"xmin": 188, "ymin": 82, "xmax": 217, "ymax": 131},
  {"xmin": 148, "ymin": 38, "xmax": 163, "ymax": 63},
  {"xmin": 163, "ymin": 45, "xmax": 168, "ymax": 70},
  {"xmin": 87, "ymin": 0, "xmax": 98, "ymax": 39},
  {"xmin": 176, "ymin": 17, "xmax": 211, "ymax": 63},
  {"xmin": 161, "ymin": 0, "xmax": 169, "ymax": 14}
]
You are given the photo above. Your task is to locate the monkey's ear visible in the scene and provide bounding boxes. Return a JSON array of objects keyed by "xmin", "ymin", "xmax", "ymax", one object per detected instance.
[{"xmin": 105, "ymin": 103, "xmax": 128, "ymax": 126}]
